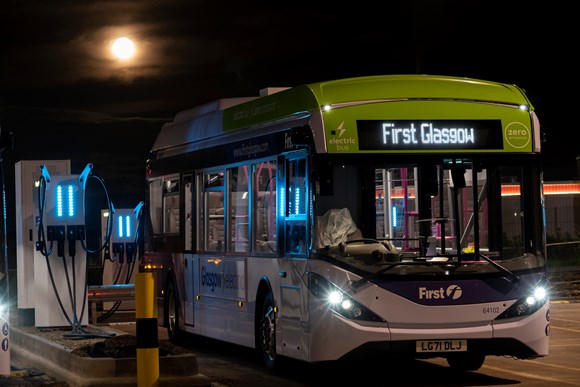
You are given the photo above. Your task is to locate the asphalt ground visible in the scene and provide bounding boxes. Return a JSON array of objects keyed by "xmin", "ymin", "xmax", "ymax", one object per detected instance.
[
  {"xmin": 2, "ymin": 269, "xmax": 578, "ymax": 386},
  {"xmin": 0, "ymin": 366, "xmax": 67, "ymax": 386}
]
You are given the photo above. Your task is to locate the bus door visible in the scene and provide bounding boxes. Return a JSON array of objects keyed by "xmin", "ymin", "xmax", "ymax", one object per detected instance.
[
  {"xmin": 196, "ymin": 167, "xmax": 248, "ymax": 318},
  {"xmin": 183, "ymin": 173, "xmax": 194, "ymax": 327},
  {"xmin": 279, "ymin": 152, "xmax": 309, "ymax": 357}
]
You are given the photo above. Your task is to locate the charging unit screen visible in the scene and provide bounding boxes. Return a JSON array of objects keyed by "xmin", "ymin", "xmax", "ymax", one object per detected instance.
[
  {"xmin": 43, "ymin": 175, "xmax": 84, "ymax": 226},
  {"xmin": 111, "ymin": 209, "xmax": 137, "ymax": 244}
]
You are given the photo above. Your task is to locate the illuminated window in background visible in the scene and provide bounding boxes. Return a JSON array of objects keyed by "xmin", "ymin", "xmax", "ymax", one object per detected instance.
[{"xmin": 502, "ymin": 183, "xmax": 580, "ymax": 196}]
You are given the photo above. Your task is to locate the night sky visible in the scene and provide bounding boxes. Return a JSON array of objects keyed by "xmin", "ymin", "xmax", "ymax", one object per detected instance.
[{"xmin": 0, "ymin": 1, "xmax": 577, "ymax": 212}]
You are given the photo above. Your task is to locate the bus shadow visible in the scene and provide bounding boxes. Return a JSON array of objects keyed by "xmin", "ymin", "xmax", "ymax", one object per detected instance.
[
  {"xmin": 178, "ymin": 332, "xmax": 520, "ymax": 386},
  {"xmin": 276, "ymin": 356, "xmax": 521, "ymax": 386}
]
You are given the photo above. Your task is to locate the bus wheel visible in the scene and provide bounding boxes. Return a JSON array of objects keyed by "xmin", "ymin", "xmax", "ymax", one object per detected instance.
[
  {"xmin": 446, "ymin": 354, "xmax": 485, "ymax": 371},
  {"xmin": 257, "ymin": 292, "xmax": 278, "ymax": 372},
  {"xmin": 166, "ymin": 281, "xmax": 181, "ymax": 342}
]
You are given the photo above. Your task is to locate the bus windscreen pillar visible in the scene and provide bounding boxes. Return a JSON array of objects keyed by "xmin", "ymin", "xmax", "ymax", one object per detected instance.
[{"xmin": 34, "ymin": 167, "xmax": 88, "ymax": 328}]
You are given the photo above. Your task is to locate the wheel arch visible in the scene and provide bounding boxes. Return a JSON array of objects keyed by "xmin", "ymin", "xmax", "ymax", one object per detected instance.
[{"xmin": 254, "ymin": 277, "xmax": 274, "ymax": 340}]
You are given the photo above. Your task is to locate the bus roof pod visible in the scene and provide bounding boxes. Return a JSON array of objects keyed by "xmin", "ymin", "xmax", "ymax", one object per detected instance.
[
  {"xmin": 152, "ymin": 88, "xmax": 290, "ymax": 154},
  {"xmin": 151, "ymin": 97, "xmax": 257, "ymax": 154}
]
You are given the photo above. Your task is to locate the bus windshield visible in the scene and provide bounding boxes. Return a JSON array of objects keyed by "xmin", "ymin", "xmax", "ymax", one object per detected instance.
[{"xmin": 314, "ymin": 157, "xmax": 545, "ymax": 279}]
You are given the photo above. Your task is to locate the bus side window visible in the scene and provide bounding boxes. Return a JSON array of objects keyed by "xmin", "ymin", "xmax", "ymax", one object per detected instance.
[
  {"xmin": 206, "ymin": 191, "xmax": 224, "ymax": 251},
  {"xmin": 253, "ymin": 160, "xmax": 277, "ymax": 253},
  {"xmin": 162, "ymin": 178, "xmax": 180, "ymax": 234},
  {"xmin": 285, "ymin": 156, "xmax": 307, "ymax": 255},
  {"xmin": 228, "ymin": 166, "xmax": 249, "ymax": 253},
  {"xmin": 148, "ymin": 178, "xmax": 163, "ymax": 234},
  {"xmin": 163, "ymin": 193, "xmax": 180, "ymax": 234},
  {"xmin": 204, "ymin": 170, "xmax": 225, "ymax": 252}
]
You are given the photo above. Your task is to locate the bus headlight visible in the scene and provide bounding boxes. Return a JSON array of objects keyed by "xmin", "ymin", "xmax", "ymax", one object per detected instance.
[
  {"xmin": 496, "ymin": 281, "xmax": 548, "ymax": 320},
  {"xmin": 307, "ymin": 272, "xmax": 384, "ymax": 322}
]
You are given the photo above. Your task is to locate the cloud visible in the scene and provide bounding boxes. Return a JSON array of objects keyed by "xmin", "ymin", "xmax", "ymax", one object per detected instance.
[{"xmin": 0, "ymin": 105, "xmax": 169, "ymax": 125}]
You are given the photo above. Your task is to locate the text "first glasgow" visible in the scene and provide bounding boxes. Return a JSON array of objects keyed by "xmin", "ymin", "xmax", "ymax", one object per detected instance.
[{"xmin": 383, "ymin": 123, "xmax": 475, "ymax": 145}]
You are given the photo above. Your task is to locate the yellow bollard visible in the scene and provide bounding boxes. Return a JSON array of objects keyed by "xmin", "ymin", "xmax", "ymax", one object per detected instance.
[{"xmin": 136, "ymin": 272, "xmax": 159, "ymax": 387}]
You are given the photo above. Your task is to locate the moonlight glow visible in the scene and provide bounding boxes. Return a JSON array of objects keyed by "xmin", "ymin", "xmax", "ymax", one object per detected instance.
[{"xmin": 112, "ymin": 37, "xmax": 135, "ymax": 60}]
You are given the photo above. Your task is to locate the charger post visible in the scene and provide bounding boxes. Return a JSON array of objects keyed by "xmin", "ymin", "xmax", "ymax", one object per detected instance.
[{"xmin": 35, "ymin": 165, "xmax": 88, "ymax": 328}]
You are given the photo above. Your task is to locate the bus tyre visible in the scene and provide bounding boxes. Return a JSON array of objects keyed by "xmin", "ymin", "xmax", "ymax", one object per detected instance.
[
  {"xmin": 166, "ymin": 281, "xmax": 182, "ymax": 342},
  {"xmin": 446, "ymin": 354, "xmax": 485, "ymax": 371},
  {"xmin": 257, "ymin": 292, "xmax": 279, "ymax": 373}
]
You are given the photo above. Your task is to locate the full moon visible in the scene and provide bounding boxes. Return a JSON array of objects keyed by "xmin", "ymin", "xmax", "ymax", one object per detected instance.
[{"xmin": 112, "ymin": 37, "xmax": 135, "ymax": 60}]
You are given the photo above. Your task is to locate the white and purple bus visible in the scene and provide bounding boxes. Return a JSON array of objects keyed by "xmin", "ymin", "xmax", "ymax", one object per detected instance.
[{"xmin": 143, "ymin": 74, "xmax": 549, "ymax": 372}]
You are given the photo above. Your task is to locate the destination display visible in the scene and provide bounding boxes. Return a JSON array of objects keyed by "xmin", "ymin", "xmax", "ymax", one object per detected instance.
[{"xmin": 357, "ymin": 119, "xmax": 503, "ymax": 150}]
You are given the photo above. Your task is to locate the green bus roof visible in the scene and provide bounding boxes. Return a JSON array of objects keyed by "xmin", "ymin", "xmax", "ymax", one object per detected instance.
[
  {"xmin": 222, "ymin": 74, "xmax": 533, "ymax": 132},
  {"xmin": 152, "ymin": 74, "xmax": 538, "ymax": 156}
]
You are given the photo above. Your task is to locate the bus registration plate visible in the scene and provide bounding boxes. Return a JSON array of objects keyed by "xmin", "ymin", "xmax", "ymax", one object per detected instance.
[{"xmin": 416, "ymin": 340, "xmax": 467, "ymax": 353}]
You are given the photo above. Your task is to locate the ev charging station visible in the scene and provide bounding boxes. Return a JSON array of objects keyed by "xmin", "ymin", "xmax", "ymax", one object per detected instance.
[
  {"xmin": 110, "ymin": 204, "xmax": 142, "ymax": 267},
  {"xmin": 15, "ymin": 160, "xmax": 71, "ymax": 324},
  {"xmin": 100, "ymin": 203, "xmax": 143, "ymax": 314},
  {"xmin": 34, "ymin": 164, "xmax": 93, "ymax": 329}
]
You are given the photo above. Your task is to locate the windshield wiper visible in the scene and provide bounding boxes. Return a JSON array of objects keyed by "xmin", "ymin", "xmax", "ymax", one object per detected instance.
[
  {"xmin": 350, "ymin": 253, "xmax": 519, "ymax": 290},
  {"xmin": 472, "ymin": 253, "xmax": 520, "ymax": 283},
  {"xmin": 350, "ymin": 263, "xmax": 403, "ymax": 290}
]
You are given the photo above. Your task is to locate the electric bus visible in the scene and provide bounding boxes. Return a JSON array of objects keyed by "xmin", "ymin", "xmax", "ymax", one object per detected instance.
[{"xmin": 143, "ymin": 74, "xmax": 549, "ymax": 372}]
